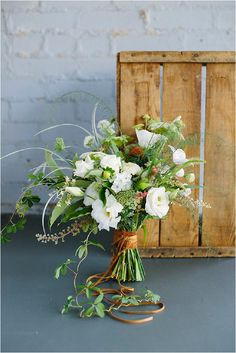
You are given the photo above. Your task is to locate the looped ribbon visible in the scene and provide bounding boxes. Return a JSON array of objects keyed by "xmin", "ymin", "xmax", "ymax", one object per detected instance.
[{"xmin": 85, "ymin": 230, "xmax": 165, "ymax": 324}]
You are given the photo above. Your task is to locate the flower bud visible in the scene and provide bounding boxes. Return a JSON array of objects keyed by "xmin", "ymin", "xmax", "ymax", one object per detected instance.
[
  {"xmin": 186, "ymin": 173, "xmax": 195, "ymax": 183},
  {"xmin": 65, "ymin": 187, "xmax": 84, "ymax": 197},
  {"xmin": 151, "ymin": 166, "xmax": 159, "ymax": 176},
  {"xmin": 129, "ymin": 146, "xmax": 144, "ymax": 156},
  {"xmin": 136, "ymin": 179, "xmax": 151, "ymax": 191},
  {"xmin": 102, "ymin": 170, "xmax": 112, "ymax": 180}
]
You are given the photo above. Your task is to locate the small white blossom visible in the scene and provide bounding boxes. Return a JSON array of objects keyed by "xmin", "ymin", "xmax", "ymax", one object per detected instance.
[
  {"xmin": 111, "ymin": 172, "xmax": 132, "ymax": 193},
  {"xmin": 100, "ymin": 154, "xmax": 121, "ymax": 174},
  {"xmin": 176, "ymin": 168, "xmax": 185, "ymax": 177},
  {"xmin": 97, "ymin": 119, "xmax": 115, "ymax": 135},
  {"xmin": 65, "ymin": 187, "xmax": 84, "ymax": 197},
  {"xmin": 74, "ymin": 155, "xmax": 94, "ymax": 178},
  {"xmin": 136, "ymin": 129, "xmax": 161, "ymax": 148},
  {"xmin": 122, "ymin": 162, "xmax": 141, "ymax": 176},
  {"xmin": 83, "ymin": 182, "xmax": 99, "ymax": 206},
  {"xmin": 84, "ymin": 135, "xmax": 95, "ymax": 148},
  {"xmin": 173, "ymin": 115, "xmax": 182, "ymax": 122},
  {"xmin": 172, "ymin": 148, "xmax": 188, "ymax": 165},
  {"xmin": 145, "ymin": 187, "xmax": 170, "ymax": 218},
  {"xmin": 91, "ymin": 191, "xmax": 123, "ymax": 231},
  {"xmin": 179, "ymin": 187, "xmax": 192, "ymax": 197},
  {"xmin": 186, "ymin": 173, "xmax": 195, "ymax": 183}
]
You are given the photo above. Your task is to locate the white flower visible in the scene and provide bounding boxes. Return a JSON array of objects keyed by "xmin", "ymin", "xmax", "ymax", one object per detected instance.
[
  {"xmin": 74, "ymin": 155, "xmax": 94, "ymax": 178},
  {"xmin": 172, "ymin": 148, "xmax": 188, "ymax": 165},
  {"xmin": 179, "ymin": 187, "xmax": 191, "ymax": 197},
  {"xmin": 97, "ymin": 119, "xmax": 115, "ymax": 135},
  {"xmin": 84, "ymin": 135, "xmax": 95, "ymax": 148},
  {"xmin": 173, "ymin": 115, "xmax": 182, "ymax": 122},
  {"xmin": 136, "ymin": 129, "xmax": 161, "ymax": 148},
  {"xmin": 176, "ymin": 168, "xmax": 185, "ymax": 177},
  {"xmin": 100, "ymin": 154, "xmax": 121, "ymax": 174},
  {"xmin": 91, "ymin": 191, "xmax": 123, "ymax": 231},
  {"xmin": 65, "ymin": 186, "xmax": 84, "ymax": 197},
  {"xmin": 122, "ymin": 162, "xmax": 141, "ymax": 176},
  {"xmin": 145, "ymin": 187, "xmax": 170, "ymax": 218},
  {"xmin": 186, "ymin": 173, "xmax": 195, "ymax": 183},
  {"xmin": 111, "ymin": 172, "xmax": 132, "ymax": 193},
  {"xmin": 83, "ymin": 182, "xmax": 99, "ymax": 206}
]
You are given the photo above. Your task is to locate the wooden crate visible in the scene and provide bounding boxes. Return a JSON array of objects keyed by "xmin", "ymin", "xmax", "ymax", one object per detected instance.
[{"xmin": 117, "ymin": 51, "xmax": 235, "ymax": 258}]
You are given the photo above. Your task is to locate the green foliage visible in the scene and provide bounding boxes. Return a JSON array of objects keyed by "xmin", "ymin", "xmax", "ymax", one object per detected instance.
[
  {"xmin": 144, "ymin": 290, "xmax": 161, "ymax": 303},
  {"xmin": 16, "ymin": 190, "xmax": 40, "ymax": 217},
  {"xmin": 1, "ymin": 218, "xmax": 27, "ymax": 243},
  {"xmin": 54, "ymin": 137, "xmax": 66, "ymax": 152},
  {"xmin": 61, "ymin": 296, "xmax": 75, "ymax": 314},
  {"xmin": 54, "ymin": 259, "xmax": 75, "ymax": 279},
  {"xmin": 45, "ymin": 150, "xmax": 64, "ymax": 177}
]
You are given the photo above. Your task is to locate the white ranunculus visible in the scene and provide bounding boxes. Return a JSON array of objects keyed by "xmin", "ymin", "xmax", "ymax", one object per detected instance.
[
  {"xmin": 83, "ymin": 182, "xmax": 99, "ymax": 206},
  {"xmin": 84, "ymin": 135, "xmax": 95, "ymax": 148},
  {"xmin": 176, "ymin": 168, "xmax": 185, "ymax": 177},
  {"xmin": 122, "ymin": 162, "xmax": 141, "ymax": 176},
  {"xmin": 111, "ymin": 172, "xmax": 132, "ymax": 193},
  {"xmin": 65, "ymin": 186, "xmax": 84, "ymax": 197},
  {"xmin": 74, "ymin": 155, "xmax": 94, "ymax": 178},
  {"xmin": 145, "ymin": 187, "xmax": 170, "ymax": 218},
  {"xmin": 172, "ymin": 148, "xmax": 188, "ymax": 165},
  {"xmin": 185, "ymin": 173, "xmax": 195, "ymax": 183},
  {"xmin": 136, "ymin": 129, "xmax": 161, "ymax": 148},
  {"xmin": 100, "ymin": 154, "xmax": 121, "ymax": 174},
  {"xmin": 91, "ymin": 191, "xmax": 123, "ymax": 231}
]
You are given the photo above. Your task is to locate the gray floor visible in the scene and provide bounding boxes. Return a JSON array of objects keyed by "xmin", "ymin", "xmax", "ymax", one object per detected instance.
[{"xmin": 1, "ymin": 215, "xmax": 235, "ymax": 352}]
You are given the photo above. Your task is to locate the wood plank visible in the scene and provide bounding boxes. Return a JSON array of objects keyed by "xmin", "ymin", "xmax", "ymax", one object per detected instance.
[
  {"xmin": 119, "ymin": 51, "xmax": 236, "ymax": 63},
  {"xmin": 202, "ymin": 64, "xmax": 235, "ymax": 246},
  {"xmin": 119, "ymin": 62, "xmax": 160, "ymax": 247},
  {"xmin": 139, "ymin": 246, "xmax": 235, "ymax": 258},
  {"xmin": 160, "ymin": 63, "xmax": 201, "ymax": 246}
]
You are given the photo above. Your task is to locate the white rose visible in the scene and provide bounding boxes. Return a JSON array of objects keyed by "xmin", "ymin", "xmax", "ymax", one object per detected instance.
[
  {"xmin": 145, "ymin": 187, "xmax": 170, "ymax": 218},
  {"xmin": 83, "ymin": 182, "xmax": 100, "ymax": 206},
  {"xmin": 91, "ymin": 191, "xmax": 123, "ymax": 231},
  {"xmin": 136, "ymin": 129, "xmax": 161, "ymax": 148},
  {"xmin": 84, "ymin": 135, "xmax": 95, "ymax": 148},
  {"xmin": 176, "ymin": 168, "xmax": 185, "ymax": 177},
  {"xmin": 186, "ymin": 173, "xmax": 195, "ymax": 183},
  {"xmin": 111, "ymin": 172, "xmax": 132, "ymax": 193},
  {"xmin": 173, "ymin": 149, "xmax": 188, "ymax": 165},
  {"xmin": 122, "ymin": 162, "xmax": 141, "ymax": 175},
  {"xmin": 74, "ymin": 155, "xmax": 94, "ymax": 178},
  {"xmin": 100, "ymin": 154, "xmax": 121, "ymax": 174},
  {"xmin": 65, "ymin": 186, "xmax": 84, "ymax": 197}
]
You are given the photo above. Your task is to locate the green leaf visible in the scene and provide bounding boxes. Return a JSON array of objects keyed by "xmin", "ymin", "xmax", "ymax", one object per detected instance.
[
  {"xmin": 75, "ymin": 245, "xmax": 87, "ymax": 259},
  {"xmin": 84, "ymin": 306, "xmax": 94, "ymax": 317},
  {"xmin": 87, "ymin": 240, "xmax": 105, "ymax": 251},
  {"xmin": 54, "ymin": 137, "xmax": 66, "ymax": 152},
  {"xmin": 95, "ymin": 303, "xmax": 105, "ymax": 318},
  {"xmin": 94, "ymin": 293, "xmax": 104, "ymax": 304},
  {"xmin": 142, "ymin": 223, "xmax": 147, "ymax": 246},
  {"xmin": 45, "ymin": 150, "xmax": 64, "ymax": 177},
  {"xmin": 99, "ymin": 187, "xmax": 106, "ymax": 205},
  {"xmin": 50, "ymin": 196, "xmax": 68, "ymax": 228},
  {"xmin": 54, "ymin": 266, "xmax": 61, "ymax": 279}
]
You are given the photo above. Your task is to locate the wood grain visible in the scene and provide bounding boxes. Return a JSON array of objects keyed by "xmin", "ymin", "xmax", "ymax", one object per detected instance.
[
  {"xmin": 202, "ymin": 63, "xmax": 235, "ymax": 246},
  {"xmin": 119, "ymin": 51, "xmax": 236, "ymax": 63},
  {"xmin": 160, "ymin": 63, "xmax": 201, "ymax": 246},
  {"xmin": 119, "ymin": 62, "xmax": 160, "ymax": 247},
  {"xmin": 139, "ymin": 246, "xmax": 235, "ymax": 258}
]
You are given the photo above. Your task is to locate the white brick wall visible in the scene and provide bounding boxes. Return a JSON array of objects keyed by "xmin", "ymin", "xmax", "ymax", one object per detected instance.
[{"xmin": 1, "ymin": 0, "xmax": 235, "ymax": 212}]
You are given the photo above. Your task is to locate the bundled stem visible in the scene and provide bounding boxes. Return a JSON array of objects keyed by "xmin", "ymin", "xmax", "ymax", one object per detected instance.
[{"xmin": 110, "ymin": 230, "xmax": 145, "ymax": 282}]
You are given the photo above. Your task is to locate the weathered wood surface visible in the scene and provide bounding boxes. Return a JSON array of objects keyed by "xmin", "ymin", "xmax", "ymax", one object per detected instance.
[
  {"xmin": 119, "ymin": 51, "xmax": 236, "ymax": 63},
  {"xmin": 119, "ymin": 61, "xmax": 160, "ymax": 247},
  {"xmin": 202, "ymin": 63, "xmax": 235, "ymax": 246},
  {"xmin": 117, "ymin": 51, "xmax": 235, "ymax": 257},
  {"xmin": 139, "ymin": 246, "xmax": 235, "ymax": 258},
  {"xmin": 160, "ymin": 63, "xmax": 201, "ymax": 247}
]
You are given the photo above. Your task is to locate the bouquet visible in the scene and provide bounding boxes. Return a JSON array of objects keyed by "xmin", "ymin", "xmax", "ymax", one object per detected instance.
[{"xmin": 1, "ymin": 100, "xmax": 204, "ymax": 323}]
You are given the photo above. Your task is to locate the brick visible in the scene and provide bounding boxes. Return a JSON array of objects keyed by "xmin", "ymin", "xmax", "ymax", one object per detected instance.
[
  {"xmin": 45, "ymin": 34, "xmax": 76, "ymax": 57},
  {"xmin": 2, "ymin": 1, "xmax": 40, "ymax": 12},
  {"xmin": 6, "ymin": 12, "xmax": 77, "ymax": 34},
  {"xmin": 12, "ymin": 58, "xmax": 78, "ymax": 78},
  {"xmin": 78, "ymin": 57, "xmax": 115, "ymax": 80},
  {"xmin": 214, "ymin": 7, "xmax": 235, "ymax": 29},
  {"xmin": 2, "ymin": 79, "xmax": 45, "ymax": 100},
  {"xmin": 1, "ymin": 101, "xmax": 10, "ymax": 121},
  {"xmin": 13, "ymin": 33, "xmax": 43, "ymax": 56},
  {"xmin": 79, "ymin": 35, "xmax": 110, "ymax": 57},
  {"xmin": 1, "ymin": 122, "xmax": 41, "ymax": 144}
]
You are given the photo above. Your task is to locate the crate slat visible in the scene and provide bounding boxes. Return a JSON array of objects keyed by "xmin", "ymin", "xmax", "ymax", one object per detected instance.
[
  {"xmin": 119, "ymin": 51, "xmax": 236, "ymax": 63},
  {"xmin": 160, "ymin": 63, "xmax": 201, "ymax": 246},
  {"xmin": 119, "ymin": 61, "xmax": 161, "ymax": 247},
  {"xmin": 202, "ymin": 63, "xmax": 235, "ymax": 246}
]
